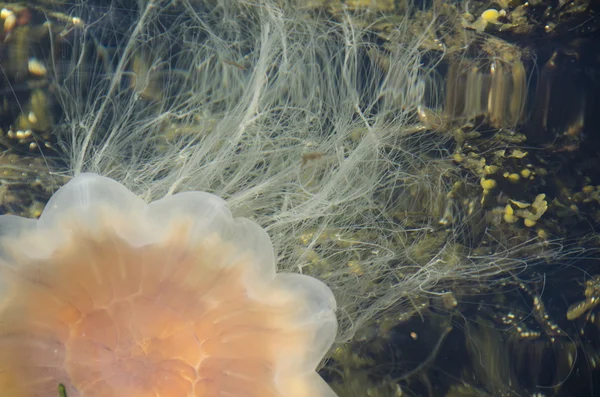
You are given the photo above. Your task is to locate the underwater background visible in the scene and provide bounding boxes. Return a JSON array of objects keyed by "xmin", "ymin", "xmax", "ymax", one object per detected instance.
[{"xmin": 0, "ymin": 0, "xmax": 599, "ymax": 396}]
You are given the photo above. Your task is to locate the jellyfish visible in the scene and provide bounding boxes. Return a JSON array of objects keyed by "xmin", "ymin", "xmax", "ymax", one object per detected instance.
[{"xmin": 0, "ymin": 173, "xmax": 338, "ymax": 397}]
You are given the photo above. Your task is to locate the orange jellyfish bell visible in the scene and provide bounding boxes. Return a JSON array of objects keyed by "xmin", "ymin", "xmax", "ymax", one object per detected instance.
[{"xmin": 0, "ymin": 173, "xmax": 338, "ymax": 397}]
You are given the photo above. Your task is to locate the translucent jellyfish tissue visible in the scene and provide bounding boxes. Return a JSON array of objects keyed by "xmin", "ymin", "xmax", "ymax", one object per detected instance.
[{"xmin": 0, "ymin": 173, "xmax": 338, "ymax": 397}]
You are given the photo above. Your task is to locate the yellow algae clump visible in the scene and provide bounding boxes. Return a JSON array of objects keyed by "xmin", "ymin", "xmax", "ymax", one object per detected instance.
[
  {"xmin": 480, "ymin": 178, "xmax": 497, "ymax": 191},
  {"xmin": 469, "ymin": 8, "xmax": 506, "ymax": 32},
  {"xmin": 0, "ymin": 174, "xmax": 338, "ymax": 397},
  {"xmin": 481, "ymin": 9, "xmax": 502, "ymax": 24}
]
